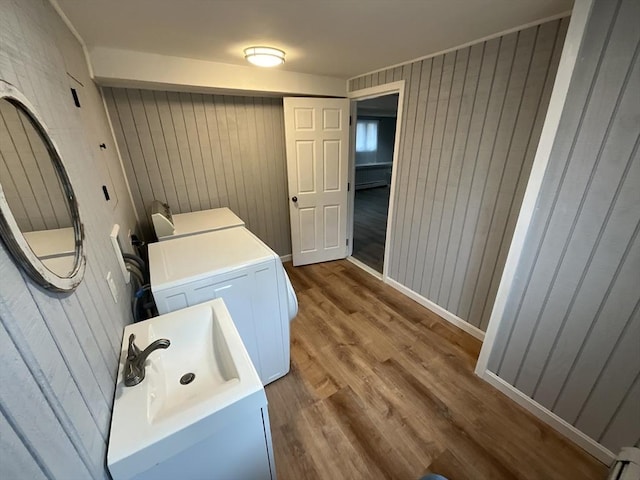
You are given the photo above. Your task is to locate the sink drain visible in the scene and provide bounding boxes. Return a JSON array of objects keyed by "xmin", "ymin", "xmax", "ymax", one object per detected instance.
[{"xmin": 180, "ymin": 373, "xmax": 195, "ymax": 385}]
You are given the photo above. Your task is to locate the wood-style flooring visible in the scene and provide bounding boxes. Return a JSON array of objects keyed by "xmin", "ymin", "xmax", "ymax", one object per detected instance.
[
  {"xmin": 265, "ymin": 260, "xmax": 608, "ymax": 480},
  {"xmin": 352, "ymin": 186, "xmax": 390, "ymax": 273}
]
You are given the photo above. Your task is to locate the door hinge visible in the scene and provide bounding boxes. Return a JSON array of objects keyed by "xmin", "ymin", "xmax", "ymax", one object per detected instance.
[
  {"xmin": 346, "ymin": 238, "xmax": 349, "ymax": 247},
  {"xmin": 349, "ymin": 115, "xmax": 352, "ymax": 126},
  {"xmin": 347, "ymin": 182, "xmax": 350, "ymax": 192}
]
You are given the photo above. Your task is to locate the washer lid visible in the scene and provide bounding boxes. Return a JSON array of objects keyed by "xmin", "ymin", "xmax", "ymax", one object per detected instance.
[
  {"xmin": 149, "ymin": 227, "xmax": 276, "ymax": 290},
  {"xmin": 165, "ymin": 208, "xmax": 245, "ymax": 240}
]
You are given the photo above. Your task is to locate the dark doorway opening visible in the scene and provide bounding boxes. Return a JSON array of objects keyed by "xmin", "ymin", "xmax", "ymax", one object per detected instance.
[{"xmin": 352, "ymin": 93, "xmax": 398, "ymax": 273}]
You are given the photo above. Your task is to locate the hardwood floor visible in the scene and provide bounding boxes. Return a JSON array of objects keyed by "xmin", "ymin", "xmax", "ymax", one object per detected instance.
[
  {"xmin": 265, "ymin": 260, "xmax": 608, "ymax": 480},
  {"xmin": 352, "ymin": 186, "xmax": 390, "ymax": 273}
]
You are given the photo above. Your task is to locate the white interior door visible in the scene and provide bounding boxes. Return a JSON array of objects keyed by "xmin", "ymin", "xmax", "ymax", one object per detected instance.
[{"xmin": 283, "ymin": 98, "xmax": 350, "ymax": 266}]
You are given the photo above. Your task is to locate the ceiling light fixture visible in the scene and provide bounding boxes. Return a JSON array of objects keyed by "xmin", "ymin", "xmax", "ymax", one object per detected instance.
[{"xmin": 244, "ymin": 46, "xmax": 285, "ymax": 67}]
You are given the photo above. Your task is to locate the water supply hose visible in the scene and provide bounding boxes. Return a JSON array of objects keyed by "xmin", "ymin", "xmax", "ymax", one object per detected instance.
[
  {"xmin": 133, "ymin": 284, "xmax": 152, "ymax": 323},
  {"xmin": 123, "ymin": 253, "xmax": 147, "ymax": 276},
  {"xmin": 126, "ymin": 263, "xmax": 144, "ymax": 286}
]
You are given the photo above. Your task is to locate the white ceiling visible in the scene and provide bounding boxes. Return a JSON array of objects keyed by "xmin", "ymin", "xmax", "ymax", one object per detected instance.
[{"xmin": 57, "ymin": 0, "xmax": 573, "ymax": 79}]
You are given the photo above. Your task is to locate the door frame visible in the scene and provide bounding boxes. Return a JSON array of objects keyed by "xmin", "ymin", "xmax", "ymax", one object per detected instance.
[{"xmin": 347, "ymin": 81, "xmax": 405, "ymax": 281}]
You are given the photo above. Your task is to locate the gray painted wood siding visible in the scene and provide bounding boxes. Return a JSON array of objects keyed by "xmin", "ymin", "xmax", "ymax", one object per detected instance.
[
  {"xmin": 349, "ymin": 19, "xmax": 568, "ymax": 331},
  {"xmin": 1, "ymin": 0, "xmax": 138, "ymax": 477},
  {"xmin": 104, "ymin": 88, "xmax": 292, "ymax": 256},
  {"xmin": 487, "ymin": 0, "xmax": 640, "ymax": 454},
  {"xmin": 0, "ymin": 100, "xmax": 71, "ymax": 232}
]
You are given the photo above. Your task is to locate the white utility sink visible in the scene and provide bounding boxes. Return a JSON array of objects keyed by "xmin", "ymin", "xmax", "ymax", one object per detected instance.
[
  {"xmin": 146, "ymin": 307, "xmax": 240, "ymax": 424},
  {"xmin": 107, "ymin": 298, "xmax": 276, "ymax": 480}
]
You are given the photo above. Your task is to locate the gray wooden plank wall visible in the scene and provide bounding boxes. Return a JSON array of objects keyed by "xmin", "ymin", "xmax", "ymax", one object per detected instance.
[
  {"xmin": 0, "ymin": 99, "xmax": 71, "ymax": 232},
  {"xmin": 487, "ymin": 0, "xmax": 640, "ymax": 454},
  {"xmin": 103, "ymin": 88, "xmax": 292, "ymax": 256},
  {"xmin": 0, "ymin": 0, "xmax": 138, "ymax": 478},
  {"xmin": 349, "ymin": 18, "xmax": 569, "ymax": 331}
]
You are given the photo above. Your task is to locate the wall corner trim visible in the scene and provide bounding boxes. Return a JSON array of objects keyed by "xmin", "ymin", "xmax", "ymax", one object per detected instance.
[
  {"xmin": 47, "ymin": 0, "xmax": 94, "ymax": 78},
  {"xmin": 475, "ymin": 0, "xmax": 595, "ymax": 376},
  {"xmin": 386, "ymin": 278, "xmax": 485, "ymax": 341},
  {"xmin": 478, "ymin": 370, "xmax": 614, "ymax": 465}
]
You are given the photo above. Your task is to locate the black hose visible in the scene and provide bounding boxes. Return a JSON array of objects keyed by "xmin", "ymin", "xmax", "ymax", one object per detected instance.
[
  {"xmin": 132, "ymin": 284, "xmax": 152, "ymax": 323},
  {"xmin": 129, "ymin": 275, "xmax": 140, "ymax": 315},
  {"xmin": 123, "ymin": 253, "xmax": 146, "ymax": 274},
  {"xmin": 132, "ymin": 297, "xmax": 141, "ymax": 323},
  {"xmin": 128, "ymin": 269, "xmax": 141, "ymax": 293}
]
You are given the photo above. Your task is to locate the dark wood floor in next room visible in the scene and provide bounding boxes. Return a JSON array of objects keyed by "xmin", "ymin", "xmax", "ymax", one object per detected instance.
[
  {"xmin": 352, "ymin": 186, "xmax": 390, "ymax": 273},
  {"xmin": 265, "ymin": 260, "xmax": 608, "ymax": 480}
]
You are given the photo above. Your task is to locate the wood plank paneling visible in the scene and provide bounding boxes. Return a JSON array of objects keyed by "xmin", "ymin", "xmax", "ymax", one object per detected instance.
[
  {"xmin": 403, "ymin": 54, "xmax": 445, "ymax": 289},
  {"xmin": 391, "ymin": 58, "xmax": 431, "ymax": 282},
  {"xmin": 0, "ymin": 320, "xmax": 93, "ymax": 479},
  {"xmin": 349, "ymin": 19, "xmax": 568, "ymax": 331},
  {"xmin": 0, "ymin": 412, "xmax": 48, "ymax": 480},
  {"xmin": 487, "ymin": 0, "xmax": 640, "ymax": 455},
  {"xmin": 0, "ymin": 0, "xmax": 138, "ymax": 478},
  {"xmin": 475, "ymin": 19, "xmax": 566, "ymax": 331},
  {"xmin": 424, "ymin": 47, "xmax": 471, "ymax": 298},
  {"xmin": 105, "ymin": 87, "xmax": 292, "ymax": 255},
  {"xmin": 0, "ymin": 98, "xmax": 71, "ymax": 232}
]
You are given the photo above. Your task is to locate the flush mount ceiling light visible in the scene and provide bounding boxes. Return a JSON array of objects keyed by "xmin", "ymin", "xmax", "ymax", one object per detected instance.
[{"xmin": 244, "ymin": 46, "xmax": 285, "ymax": 67}]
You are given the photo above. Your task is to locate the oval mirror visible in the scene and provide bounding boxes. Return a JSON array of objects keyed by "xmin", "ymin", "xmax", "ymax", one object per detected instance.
[{"xmin": 0, "ymin": 80, "xmax": 85, "ymax": 292}]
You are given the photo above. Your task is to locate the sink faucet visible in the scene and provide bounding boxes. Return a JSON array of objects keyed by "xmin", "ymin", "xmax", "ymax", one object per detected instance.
[{"xmin": 124, "ymin": 333, "xmax": 170, "ymax": 387}]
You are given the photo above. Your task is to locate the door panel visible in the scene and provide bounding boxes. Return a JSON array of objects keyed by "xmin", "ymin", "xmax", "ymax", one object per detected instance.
[
  {"xmin": 299, "ymin": 208, "xmax": 317, "ymax": 252},
  {"xmin": 284, "ymin": 98, "xmax": 349, "ymax": 266},
  {"xmin": 323, "ymin": 108, "xmax": 342, "ymax": 129},
  {"xmin": 324, "ymin": 141, "xmax": 341, "ymax": 190},
  {"xmin": 296, "ymin": 141, "xmax": 316, "ymax": 193},
  {"xmin": 324, "ymin": 205, "xmax": 340, "ymax": 247}
]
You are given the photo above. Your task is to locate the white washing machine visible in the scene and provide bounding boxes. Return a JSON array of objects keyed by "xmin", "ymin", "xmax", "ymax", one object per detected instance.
[
  {"xmin": 148, "ymin": 227, "xmax": 298, "ymax": 386},
  {"xmin": 151, "ymin": 201, "xmax": 245, "ymax": 241}
]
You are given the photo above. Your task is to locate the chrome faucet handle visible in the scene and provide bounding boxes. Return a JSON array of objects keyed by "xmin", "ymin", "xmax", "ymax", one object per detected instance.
[
  {"xmin": 127, "ymin": 333, "xmax": 141, "ymax": 359},
  {"xmin": 123, "ymin": 334, "xmax": 170, "ymax": 387}
]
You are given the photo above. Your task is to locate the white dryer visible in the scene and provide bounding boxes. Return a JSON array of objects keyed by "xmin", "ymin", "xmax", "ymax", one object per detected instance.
[
  {"xmin": 151, "ymin": 200, "xmax": 245, "ymax": 241},
  {"xmin": 148, "ymin": 227, "xmax": 297, "ymax": 385}
]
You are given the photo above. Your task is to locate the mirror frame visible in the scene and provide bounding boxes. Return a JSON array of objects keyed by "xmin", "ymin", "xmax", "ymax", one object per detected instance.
[{"xmin": 0, "ymin": 80, "xmax": 86, "ymax": 292}]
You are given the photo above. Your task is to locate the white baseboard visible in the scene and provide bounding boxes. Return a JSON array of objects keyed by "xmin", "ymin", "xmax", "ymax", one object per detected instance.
[
  {"xmin": 479, "ymin": 370, "xmax": 614, "ymax": 465},
  {"xmin": 346, "ymin": 256, "xmax": 383, "ymax": 279},
  {"xmin": 344, "ymin": 259, "xmax": 611, "ymax": 465},
  {"xmin": 385, "ymin": 278, "xmax": 485, "ymax": 341},
  {"xmin": 280, "ymin": 254, "xmax": 292, "ymax": 263}
]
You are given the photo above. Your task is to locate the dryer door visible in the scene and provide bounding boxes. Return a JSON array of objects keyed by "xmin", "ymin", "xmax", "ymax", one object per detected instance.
[{"xmin": 284, "ymin": 270, "xmax": 298, "ymax": 321}]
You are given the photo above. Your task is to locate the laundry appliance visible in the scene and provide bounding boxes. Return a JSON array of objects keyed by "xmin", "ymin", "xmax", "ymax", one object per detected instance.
[
  {"xmin": 151, "ymin": 200, "xmax": 245, "ymax": 241},
  {"xmin": 148, "ymin": 227, "xmax": 297, "ymax": 385}
]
